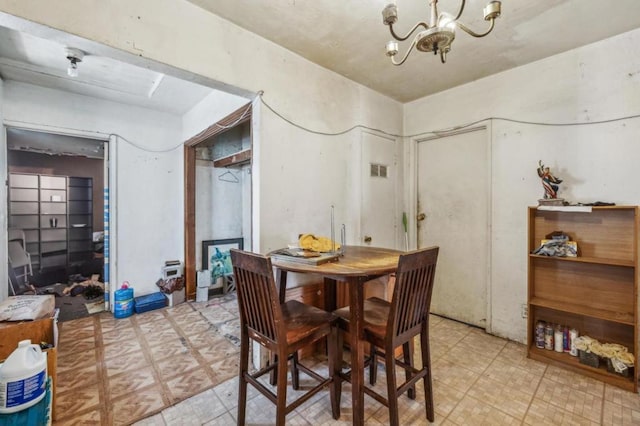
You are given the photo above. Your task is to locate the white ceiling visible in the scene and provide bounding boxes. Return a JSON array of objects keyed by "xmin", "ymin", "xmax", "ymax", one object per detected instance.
[
  {"xmin": 1, "ymin": 1, "xmax": 640, "ymax": 112},
  {"xmin": 187, "ymin": 0, "xmax": 640, "ymax": 102},
  {"xmin": 0, "ymin": 26, "xmax": 213, "ymax": 116}
]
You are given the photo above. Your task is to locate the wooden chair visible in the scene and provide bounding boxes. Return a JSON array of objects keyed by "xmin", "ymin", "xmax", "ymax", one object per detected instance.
[
  {"xmin": 231, "ymin": 249, "xmax": 340, "ymax": 426},
  {"xmin": 334, "ymin": 246, "xmax": 439, "ymax": 426}
]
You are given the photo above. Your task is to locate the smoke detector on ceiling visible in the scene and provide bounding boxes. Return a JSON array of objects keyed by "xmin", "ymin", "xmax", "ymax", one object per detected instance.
[{"xmin": 65, "ymin": 47, "xmax": 85, "ymax": 77}]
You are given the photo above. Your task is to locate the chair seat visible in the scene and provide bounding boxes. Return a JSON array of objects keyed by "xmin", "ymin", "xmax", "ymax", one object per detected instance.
[
  {"xmin": 283, "ymin": 300, "xmax": 337, "ymax": 345},
  {"xmin": 334, "ymin": 296, "xmax": 389, "ymax": 339}
]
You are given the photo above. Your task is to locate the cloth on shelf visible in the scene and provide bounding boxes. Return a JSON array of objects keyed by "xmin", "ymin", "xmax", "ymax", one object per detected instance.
[{"xmin": 532, "ymin": 232, "xmax": 577, "ymax": 257}]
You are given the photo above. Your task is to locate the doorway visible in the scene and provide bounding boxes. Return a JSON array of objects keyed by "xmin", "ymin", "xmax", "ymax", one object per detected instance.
[
  {"xmin": 6, "ymin": 127, "xmax": 109, "ymax": 321},
  {"xmin": 184, "ymin": 102, "xmax": 253, "ymax": 300},
  {"xmin": 416, "ymin": 127, "xmax": 489, "ymax": 328}
]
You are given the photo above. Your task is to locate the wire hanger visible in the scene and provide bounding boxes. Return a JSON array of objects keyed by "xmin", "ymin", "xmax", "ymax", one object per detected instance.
[{"xmin": 218, "ymin": 169, "xmax": 239, "ymax": 183}]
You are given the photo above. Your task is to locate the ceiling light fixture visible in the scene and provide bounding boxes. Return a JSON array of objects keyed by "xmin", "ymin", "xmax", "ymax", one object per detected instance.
[
  {"xmin": 65, "ymin": 47, "xmax": 85, "ymax": 77},
  {"xmin": 382, "ymin": 0, "xmax": 501, "ymax": 65}
]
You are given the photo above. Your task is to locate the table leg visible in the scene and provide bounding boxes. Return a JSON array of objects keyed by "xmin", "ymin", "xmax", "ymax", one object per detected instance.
[
  {"xmin": 271, "ymin": 268, "xmax": 288, "ymax": 385},
  {"xmin": 324, "ymin": 278, "xmax": 336, "ymax": 312},
  {"xmin": 349, "ymin": 277, "xmax": 365, "ymax": 426},
  {"xmin": 275, "ymin": 269, "xmax": 287, "ymax": 304}
]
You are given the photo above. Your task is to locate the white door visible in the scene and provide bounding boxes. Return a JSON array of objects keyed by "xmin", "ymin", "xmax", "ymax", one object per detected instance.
[
  {"xmin": 361, "ymin": 131, "xmax": 397, "ymax": 249},
  {"xmin": 416, "ymin": 128, "xmax": 488, "ymax": 328}
]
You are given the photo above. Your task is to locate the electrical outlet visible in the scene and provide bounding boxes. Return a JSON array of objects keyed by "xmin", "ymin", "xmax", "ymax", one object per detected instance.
[{"xmin": 521, "ymin": 304, "xmax": 528, "ymax": 319}]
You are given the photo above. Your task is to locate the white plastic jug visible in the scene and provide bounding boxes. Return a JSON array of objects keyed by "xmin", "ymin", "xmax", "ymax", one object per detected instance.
[{"xmin": 0, "ymin": 339, "xmax": 48, "ymax": 414}]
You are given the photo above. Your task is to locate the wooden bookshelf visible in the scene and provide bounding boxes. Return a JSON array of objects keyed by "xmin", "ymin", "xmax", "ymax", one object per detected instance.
[{"xmin": 527, "ymin": 206, "xmax": 639, "ymax": 392}]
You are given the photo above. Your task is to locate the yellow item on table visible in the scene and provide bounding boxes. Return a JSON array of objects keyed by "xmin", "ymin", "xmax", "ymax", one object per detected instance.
[{"xmin": 299, "ymin": 234, "xmax": 341, "ymax": 252}]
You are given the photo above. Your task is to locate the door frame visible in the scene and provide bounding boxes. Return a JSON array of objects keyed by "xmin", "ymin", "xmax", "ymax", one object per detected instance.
[
  {"xmin": 409, "ymin": 124, "xmax": 493, "ymax": 331},
  {"xmin": 183, "ymin": 102, "xmax": 253, "ymax": 300},
  {"xmin": 2, "ymin": 122, "xmax": 113, "ymax": 305}
]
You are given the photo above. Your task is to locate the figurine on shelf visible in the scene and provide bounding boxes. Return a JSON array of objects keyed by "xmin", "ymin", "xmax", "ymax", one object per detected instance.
[{"xmin": 537, "ymin": 160, "xmax": 563, "ymax": 200}]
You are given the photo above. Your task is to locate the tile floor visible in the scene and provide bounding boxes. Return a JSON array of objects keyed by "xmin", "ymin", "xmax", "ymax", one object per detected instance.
[{"xmin": 129, "ymin": 309, "xmax": 640, "ymax": 425}]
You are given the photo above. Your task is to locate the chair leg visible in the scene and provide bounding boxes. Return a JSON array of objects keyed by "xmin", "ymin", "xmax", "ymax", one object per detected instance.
[
  {"xmin": 403, "ymin": 341, "xmax": 415, "ymax": 400},
  {"xmin": 290, "ymin": 351, "xmax": 300, "ymax": 390},
  {"xmin": 385, "ymin": 348, "xmax": 400, "ymax": 426},
  {"xmin": 328, "ymin": 327, "xmax": 340, "ymax": 420},
  {"xmin": 421, "ymin": 330, "xmax": 434, "ymax": 422},
  {"xmin": 269, "ymin": 352, "xmax": 277, "ymax": 385},
  {"xmin": 369, "ymin": 344, "xmax": 378, "ymax": 386},
  {"xmin": 335, "ymin": 327, "xmax": 344, "ymax": 409},
  {"xmin": 275, "ymin": 349, "xmax": 289, "ymax": 426},
  {"xmin": 237, "ymin": 332, "xmax": 250, "ymax": 426}
]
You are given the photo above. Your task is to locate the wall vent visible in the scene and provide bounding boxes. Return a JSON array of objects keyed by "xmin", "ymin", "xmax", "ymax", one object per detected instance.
[{"xmin": 370, "ymin": 163, "xmax": 388, "ymax": 178}]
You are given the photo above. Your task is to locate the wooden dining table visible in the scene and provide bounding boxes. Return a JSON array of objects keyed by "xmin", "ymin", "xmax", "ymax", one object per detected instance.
[{"xmin": 270, "ymin": 245, "xmax": 403, "ymax": 426}]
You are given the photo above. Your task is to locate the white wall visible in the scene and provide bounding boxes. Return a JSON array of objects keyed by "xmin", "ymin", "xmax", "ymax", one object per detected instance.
[
  {"xmin": 404, "ymin": 28, "xmax": 640, "ymax": 342},
  {"xmin": 0, "ymin": 0, "xmax": 404, "ymax": 256},
  {"xmin": 2, "ymin": 81, "xmax": 184, "ymax": 298}
]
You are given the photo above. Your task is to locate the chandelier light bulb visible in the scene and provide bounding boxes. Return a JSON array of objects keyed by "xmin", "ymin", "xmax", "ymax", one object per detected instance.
[
  {"xmin": 381, "ymin": 0, "xmax": 501, "ymax": 66},
  {"xmin": 65, "ymin": 47, "xmax": 85, "ymax": 78},
  {"xmin": 386, "ymin": 40, "xmax": 399, "ymax": 57},
  {"xmin": 67, "ymin": 60, "xmax": 79, "ymax": 77}
]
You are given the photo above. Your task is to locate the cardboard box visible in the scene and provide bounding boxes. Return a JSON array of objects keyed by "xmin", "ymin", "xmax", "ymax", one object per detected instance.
[
  {"xmin": 164, "ymin": 289, "xmax": 185, "ymax": 307},
  {"xmin": 0, "ymin": 316, "xmax": 58, "ymax": 420}
]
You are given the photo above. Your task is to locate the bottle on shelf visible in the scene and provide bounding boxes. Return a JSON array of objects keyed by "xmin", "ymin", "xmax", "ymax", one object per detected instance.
[
  {"xmin": 554, "ymin": 325, "xmax": 564, "ymax": 353},
  {"xmin": 544, "ymin": 323, "xmax": 554, "ymax": 351}
]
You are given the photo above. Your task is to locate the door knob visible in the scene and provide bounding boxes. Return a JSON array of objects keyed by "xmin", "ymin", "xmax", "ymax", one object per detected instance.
[
  {"xmin": 364, "ymin": 235, "xmax": 372, "ymax": 243},
  {"xmin": 416, "ymin": 213, "xmax": 426, "ymax": 221}
]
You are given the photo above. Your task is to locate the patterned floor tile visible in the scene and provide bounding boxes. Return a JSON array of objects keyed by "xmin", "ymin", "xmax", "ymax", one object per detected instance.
[
  {"xmin": 54, "ymin": 381, "xmax": 102, "ymax": 420},
  {"xmin": 108, "ymin": 366, "xmax": 158, "ymax": 400},
  {"xmin": 466, "ymin": 375, "xmax": 533, "ymax": 419},
  {"xmin": 57, "ymin": 294, "xmax": 640, "ymax": 426},
  {"xmin": 111, "ymin": 384, "xmax": 166, "ymax": 425},
  {"xmin": 210, "ymin": 353, "xmax": 240, "ymax": 382},
  {"xmin": 432, "ymin": 357, "xmax": 480, "ymax": 393},
  {"xmin": 148, "ymin": 337, "xmax": 191, "ymax": 361},
  {"xmin": 602, "ymin": 399, "xmax": 640, "ymax": 425},
  {"xmin": 535, "ymin": 377, "xmax": 603, "ymax": 422},
  {"xmin": 101, "ymin": 325, "xmax": 138, "ymax": 345},
  {"xmin": 604, "ymin": 383, "xmax": 640, "ymax": 411},
  {"xmin": 165, "ymin": 368, "xmax": 215, "ymax": 402},
  {"xmin": 136, "ymin": 310, "xmax": 167, "ymax": 324},
  {"xmin": 457, "ymin": 328, "xmax": 508, "ymax": 358},
  {"xmin": 104, "ymin": 350, "xmax": 150, "ymax": 376},
  {"xmin": 155, "ymin": 352, "xmax": 200, "ymax": 379},
  {"xmin": 544, "ymin": 364, "xmax": 605, "ymax": 398},
  {"xmin": 201, "ymin": 411, "xmax": 236, "ymax": 426},
  {"xmin": 482, "ymin": 357, "xmax": 543, "ymax": 394},
  {"xmin": 58, "ymin": 335, "xmax": 96, "ymax": 354},
  {"xmin": 524, "ymin": 397, "xmax": 599, "ymax": 425},
  {"xmin": 143, "ymin": 328, "xmax": 182, "ymax": 348},
  {"xmin": 432, "ymin": 378, "xmax": 466, "ymax": 417},
  {"xmin": 53, "ymin": 408, "xmax": 103, "ymax": 425},
  {"xmin": 187, "ymin": 328, "xmax": 228, "ymax": 349},
  {"xmin": 103, "ymin": 339, "xmax": 143, "ymax": 360},
  {"xmin": 448, "ymin": 395, "xmax": 521, "ymax": 425},
  {"xmin": 57, "ymin": 348, "xmax": 98, "ymax": 373},
  {"xmin": 197, "ymin": 338, "xmax": 238, "ymax": 363},
  {"xmin": 61, "ymin": 315, "xmax": 95, "ymax": 331},
  {"xmin": 444, "ymin": 343, "xmax": 496, "ymax": 374},
  {"xmin": 56, "ymin": 362, "xmax": 99, "ymax": 394}
]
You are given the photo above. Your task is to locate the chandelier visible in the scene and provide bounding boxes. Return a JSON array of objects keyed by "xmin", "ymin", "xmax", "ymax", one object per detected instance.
[{"xmin": 382, "ymin": 0, "xmax": 501, "ymax": 65}]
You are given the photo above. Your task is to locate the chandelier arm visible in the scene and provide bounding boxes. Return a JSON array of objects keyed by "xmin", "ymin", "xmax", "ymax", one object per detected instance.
[
  {"xmin": 457, "ymin": 18, "xmax": 496, "ymax": 38},
  {"xmin": 390, "ymin": 37, "xmax": 419, "ymax": 66},
  {"xmin": 389, "ymin": 21, "xmax": 430, "ymax": 42},
  {"xmin": 452, "ymin": 0, "xmax": 466, "ymax": 21}
]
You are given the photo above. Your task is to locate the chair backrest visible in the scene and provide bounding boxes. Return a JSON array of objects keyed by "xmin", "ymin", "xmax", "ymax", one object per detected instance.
[
  {"xmin": 230, "ymin": 249, "xmax": 284, "ymax": 347},
  {"xmin": 8, "ymin": 229, "xmax": 26, "ymax": 247},
  {"xmin": 389, "ymin": 246, "xmax": 439, "ymax": 343}
]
